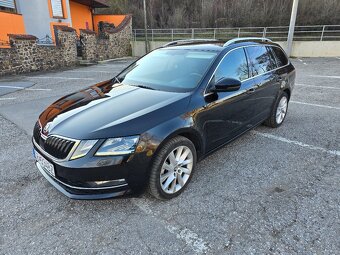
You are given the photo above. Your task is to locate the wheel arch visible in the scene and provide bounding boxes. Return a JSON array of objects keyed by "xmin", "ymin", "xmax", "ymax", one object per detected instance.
[
  {"xmin": 155, "ymin": 128, "xmax": 205, "ymax": 160},
  {"xmin": 283, "ymin": 88, "xmax": 291, "ymax": 101}
]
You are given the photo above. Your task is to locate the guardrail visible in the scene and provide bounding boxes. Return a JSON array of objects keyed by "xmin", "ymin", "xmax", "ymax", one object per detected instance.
[{"xmin": 133, "ymin": 25, "xmax": 340, "ymax": 42}]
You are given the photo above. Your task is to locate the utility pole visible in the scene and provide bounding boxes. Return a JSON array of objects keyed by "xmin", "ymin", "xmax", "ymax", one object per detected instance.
[
  {"xmin": 287, "ymin": 0, "xmax": 299, "ymax": 57},
  {"xmin": 143, "ymin": 0, "xmax": 148, "ymax": 53}
]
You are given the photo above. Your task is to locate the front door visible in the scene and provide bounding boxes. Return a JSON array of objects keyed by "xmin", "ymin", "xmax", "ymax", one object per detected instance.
[{"xmin": 201, "ymin": 48, "xmax": 258, "ymax": 152}]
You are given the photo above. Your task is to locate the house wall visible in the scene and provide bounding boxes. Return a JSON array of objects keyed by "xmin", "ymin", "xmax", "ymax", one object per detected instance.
[
  {"xmin": 15, "ymin": 0, "xmax": 72, "ymax": 40},
  {"xmin": 80, "ymin": 15, "xmax": 132, "ymax": 61},
  {"xmin": 93, "ymin": 15, "xmax": 126, "ymax": 33},
  {"xmin": 0, "ymin": 12, "xmax": 26, "ymax": 44},
  {"xmin": 69, "ymin": 1, "xmax": 93, "ymax": 33}
]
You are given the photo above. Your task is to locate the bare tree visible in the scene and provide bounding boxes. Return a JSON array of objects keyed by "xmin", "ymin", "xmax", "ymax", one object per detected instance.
[{"xmin": 98, "ymin": 0, "xmax": 340, "ymax": 29}]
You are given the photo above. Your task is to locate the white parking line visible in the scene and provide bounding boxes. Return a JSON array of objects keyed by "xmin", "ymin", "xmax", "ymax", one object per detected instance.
[
  {"xmin": 309, "ymin": 75, "xmax": 340, "ymax": 79},
  {"xmin": 24, "ymin": 76, "xmax": 95, "ymax": 80},
  {"xmin": 131, "ymin": 198, "xmax": 210, "ymax": 254},
  {"xmin": 290, "ymin": 101, "xmax": 340, "ymax": 110},
  {"xmin": 254, "ymin": 131, "xmax": 340, "ymax": 156},
  {"xmin": 296, "ymin": 83, "xmax": 340, "ymax": 90},
  {"xmin": 0, "ymin": 97, "xmax": 16, "ymax": 100},
  {"xmin": 0, "ymin": 85, "xmax": 51, "ymax": 91},
  {"xmin": 336, "ymin": 57, "xmax": 340, "ymax": 60},
  {"xmin": 65, "ymin": 70, "xmax": 112, "ymax": 74}
]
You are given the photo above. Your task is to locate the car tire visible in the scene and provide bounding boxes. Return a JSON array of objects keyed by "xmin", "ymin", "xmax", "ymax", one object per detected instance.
[
  {"xmin": 264, "ymin": 92, "xmax": 289, "ymax": 128},
  {"xmin": 148, "ymin": 136, "xmax": 197, "ymax": 200}
]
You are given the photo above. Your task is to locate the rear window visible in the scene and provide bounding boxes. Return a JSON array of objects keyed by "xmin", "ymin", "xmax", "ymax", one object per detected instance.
[
  {"xmin": 271, "ymin": 46, "xmax": 289, "ymax": 67},
  {"xmin": 246, "ymin": 46, "xmax": 276, "ymax": 76}
]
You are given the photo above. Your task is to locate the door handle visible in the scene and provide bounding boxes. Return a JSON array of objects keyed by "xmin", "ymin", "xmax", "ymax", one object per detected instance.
[
  {"xmin": 276, "ymin": 76, "xmax": 283, "ymax": 82},
  {"xmin": 247, "ymin": 87, "xmax": 256, "ymax": 93}
]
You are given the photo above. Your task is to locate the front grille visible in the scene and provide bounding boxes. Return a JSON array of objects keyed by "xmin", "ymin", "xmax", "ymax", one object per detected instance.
[
  {"xmin": 44, "ymin": 136, "xmax": 75, "ymax": 159},
  {"xmin": 33, "ymin": 122, "xmax": 76, "ymax": 159}
]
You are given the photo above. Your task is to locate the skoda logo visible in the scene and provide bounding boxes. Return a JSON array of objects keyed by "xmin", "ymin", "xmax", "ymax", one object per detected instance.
[{"xmin": 43, "ymin": 122, "xmax": 52, "ymax": 135}]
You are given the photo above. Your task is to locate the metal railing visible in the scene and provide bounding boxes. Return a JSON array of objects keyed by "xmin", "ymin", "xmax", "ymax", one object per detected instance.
[
  {"xmin": 133, "ymin": 25, "xmax": 340, "ymax": 42},
  {"xmin": 36, "ymin": 35, "xmax": 55, "ymax": 46}
]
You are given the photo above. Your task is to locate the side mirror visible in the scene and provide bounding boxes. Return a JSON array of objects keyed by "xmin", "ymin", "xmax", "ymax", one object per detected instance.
[{"xmin": 212, "ymin": 78, "xmax": 241, "ymax": 92}]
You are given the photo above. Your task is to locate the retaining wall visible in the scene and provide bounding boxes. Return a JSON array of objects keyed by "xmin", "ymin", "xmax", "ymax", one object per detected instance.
[{"xmin": 131, "ymin": 40, "xmax": 340, "ymax": 58}]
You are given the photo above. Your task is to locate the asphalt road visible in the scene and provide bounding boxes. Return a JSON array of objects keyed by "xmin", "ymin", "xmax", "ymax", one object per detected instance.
[{"xmin": 0, "ymin": 57, "xmax": 339, "ymax": 255}]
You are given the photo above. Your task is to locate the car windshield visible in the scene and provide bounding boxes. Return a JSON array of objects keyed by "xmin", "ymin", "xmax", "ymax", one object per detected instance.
[{"xmin": 117, "ymin": 48, "xmax": 218, "ymax": 92}]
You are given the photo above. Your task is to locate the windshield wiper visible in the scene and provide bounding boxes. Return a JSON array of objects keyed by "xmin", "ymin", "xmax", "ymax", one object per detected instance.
[
  {"xmin": 130, "ymin": 84, "xmax": 155, "ymax": 90},
  {"xmin": 113, "ymin": 76, "xmax": 121, "ymax": 84}
]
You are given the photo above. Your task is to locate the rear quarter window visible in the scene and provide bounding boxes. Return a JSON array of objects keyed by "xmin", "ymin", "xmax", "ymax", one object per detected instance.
[{"xmin": 272, "ymin": 46, "xmax": 289, "ymax": 67}]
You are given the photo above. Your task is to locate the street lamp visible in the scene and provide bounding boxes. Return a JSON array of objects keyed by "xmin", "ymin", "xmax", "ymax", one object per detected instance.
[
  {"xmin": 287, "ymin": 0, "xmax": 299, "ymax": 56},
  {"xmin": 143, "ymin": 0, "xmax": 148, "ymax": 53}
]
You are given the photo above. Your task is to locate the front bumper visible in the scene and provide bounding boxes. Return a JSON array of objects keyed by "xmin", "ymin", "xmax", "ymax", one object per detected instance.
[
  {"xmin": 33, "ymin": 142, "xmax": 151, "ymax": 200},
  {"xmin": 36, "ymin": 161, "xmax": 130, "ymax": 199}
]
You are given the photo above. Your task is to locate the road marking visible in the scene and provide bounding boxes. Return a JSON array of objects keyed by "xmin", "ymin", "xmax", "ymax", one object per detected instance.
[
  {"xmin": 0, "ymin": 85, "xmax": 51, "ymax": 91},
  {"xmin": 24, "ymin": 76, "xmax": 95, "ymax": 80},
  {"xmin": 0, "ymin": 97, "xmax": 16, "ymax": 100},
  {"xmin": 298, "ymin": 59, "xmax": 303, "ymax": 62},
  {"xmin": 65, "ymin": 70, "xmax": 112, "ymax": 74},
  {"xmin": 254, "ymin": 131, "xmax": 340, "ymax": 156},
  {"xmin": 131, "ymin": 198, "xmax": 210, "ymax": 254},
  {"xmin": 303, "ymin": 62, "xmax": 307, "ymax": 65},
  {"xmin": 309, "ymin": 75, "xmax": 340, "ymax": 79},
  {"xmin": 336, "ymin": 57, "xmax": 340, "ymax": 60},
  {"xmin": 290, "ymin": 101, "xmax": 340, "ymax": 110},
  {"xmin": 296, "ymin": 83, "xmax": 340, "ymax": 90}
]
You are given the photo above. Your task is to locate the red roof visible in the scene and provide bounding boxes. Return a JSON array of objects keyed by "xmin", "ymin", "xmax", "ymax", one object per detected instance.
[{"xmin": 71, "ymin": 0, "xmax": 109, "ymax": 8}]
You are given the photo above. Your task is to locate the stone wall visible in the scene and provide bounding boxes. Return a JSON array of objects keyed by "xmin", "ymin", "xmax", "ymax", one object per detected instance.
[
  {"xmin": 80, "ymin": 15, "xmax": 132, "ymax": 62},
  {"xmin": 0, "ymin": 16, "xmax": 132, "ymax": 77},
  {"xmin": 0, "ymin": 26, "xmax": 77, "ymax": 76}
]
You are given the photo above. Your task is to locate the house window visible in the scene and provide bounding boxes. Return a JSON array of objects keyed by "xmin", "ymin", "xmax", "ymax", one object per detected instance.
[
  {"xmin": 0, "ymin": 0, "xmax": 17, "ymax": 13},
  {"xmin": 51, "ymin": 0, "xmax": 64, "ymax": 18}
]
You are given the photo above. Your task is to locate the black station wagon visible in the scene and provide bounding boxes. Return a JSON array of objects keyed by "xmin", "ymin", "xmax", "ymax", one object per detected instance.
[{"xmin": 32, "ymin": 37, "xmax": 295, "ymax": 200}]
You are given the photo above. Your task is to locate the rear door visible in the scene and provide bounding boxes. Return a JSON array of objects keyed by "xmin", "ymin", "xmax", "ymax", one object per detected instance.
[{"xmin": 245, "ymin": 46, "xmax": 280, "ymax": 121}]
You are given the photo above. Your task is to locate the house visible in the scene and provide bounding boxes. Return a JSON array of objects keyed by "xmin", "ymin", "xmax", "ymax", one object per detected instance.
[{"xmin": 0, "ymin": 0, "xmax": 128, "ymax": 46}]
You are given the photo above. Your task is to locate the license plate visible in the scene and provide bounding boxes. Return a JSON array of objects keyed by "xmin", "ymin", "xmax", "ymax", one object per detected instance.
[{"xmin": 34, "ymin": 149, "xmax": 55, "ymax": 177}]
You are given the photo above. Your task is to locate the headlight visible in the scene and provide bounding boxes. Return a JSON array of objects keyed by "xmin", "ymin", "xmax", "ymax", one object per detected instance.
[
  {"xmin": 70, "ymin": 140, "xmax": 98, "ymax": 160},
  {"xmin": 95, "ymin": 136, "xmax": 139, "ymax": 156}
]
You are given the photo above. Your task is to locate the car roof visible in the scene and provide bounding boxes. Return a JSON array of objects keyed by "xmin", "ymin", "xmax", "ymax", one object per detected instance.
[
  {"xmin": 161, "ymin": 43, "xmax": 225, "ymax": 52},
  {"xmin": 161, "ymin": 40, "xmax": 282, "ymax": 53}
]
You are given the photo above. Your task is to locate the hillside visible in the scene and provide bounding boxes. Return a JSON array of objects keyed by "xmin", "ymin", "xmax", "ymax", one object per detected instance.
[{"xmin": 98, "ymin": 0, "xmax": 340, "ymax": 29}]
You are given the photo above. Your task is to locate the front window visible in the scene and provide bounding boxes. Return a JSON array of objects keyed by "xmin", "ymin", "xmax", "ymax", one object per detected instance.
[
  {"xmin": 0, "ymin": 0, "xmax": 16, "ymax": 13},
  {"xmin": 213, "ymin": 48, "xmax": 249, "ymax": 83},
  {"xmin": 51, "ymin": 0, "xmax": 64, "ymax": 18},
  {"xmin": 118, "ymin": 49, "xmax": 218, "ymax": 92}
]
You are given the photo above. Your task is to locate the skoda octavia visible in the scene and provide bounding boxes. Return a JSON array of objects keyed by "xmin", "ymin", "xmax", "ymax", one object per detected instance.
[{"xmin": 33, "ymin": 38, "xmax": 295, "ymax": 200}]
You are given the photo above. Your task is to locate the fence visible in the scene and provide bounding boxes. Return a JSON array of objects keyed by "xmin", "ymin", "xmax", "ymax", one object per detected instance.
[{"xmin": 133, "ymin": 25, "xmax": 340, "ymax": 42}]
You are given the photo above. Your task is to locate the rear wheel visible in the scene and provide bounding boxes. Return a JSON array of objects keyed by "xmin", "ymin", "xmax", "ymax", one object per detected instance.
[
  {"xmin": 148, "ymin": 136, "xmax": 197, "ymax": 200},
  {"xmin": 264, "ymin": 92, "xmax": 289, "ymax": 128}
]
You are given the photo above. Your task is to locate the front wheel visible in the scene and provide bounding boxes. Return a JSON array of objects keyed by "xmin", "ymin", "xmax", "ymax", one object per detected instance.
[
  {"xmin": 148, "ymin": 136, "xmax": 197, "ymax": 200},
  {"xmin": 264, "ymin": 92, "xmax": 289, "ymax": 128}
]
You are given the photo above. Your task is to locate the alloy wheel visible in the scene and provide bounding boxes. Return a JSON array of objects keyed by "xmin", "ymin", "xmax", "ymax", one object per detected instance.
[
  {"xmin": 160, "ymin": 146, "xmax": 193, "ymax": 194},
  {"xmin": 276, "ymin": 96, "xmax": 288, "ymax": 124}
]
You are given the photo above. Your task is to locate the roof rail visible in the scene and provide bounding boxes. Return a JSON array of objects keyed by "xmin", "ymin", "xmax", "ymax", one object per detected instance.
[
  {"xmin": 163, "ymin": 39, "xmax": 220, "ymax": 47},
  {"xmin": 223, "ymin": 37, "xmax": 273, "ymax": 47}
]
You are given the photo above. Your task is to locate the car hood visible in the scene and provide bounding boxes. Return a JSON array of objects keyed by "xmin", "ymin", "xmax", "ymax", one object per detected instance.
[{"xmin": 38, "ymin": 80, "xmax": 191, "ymax": 139}]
